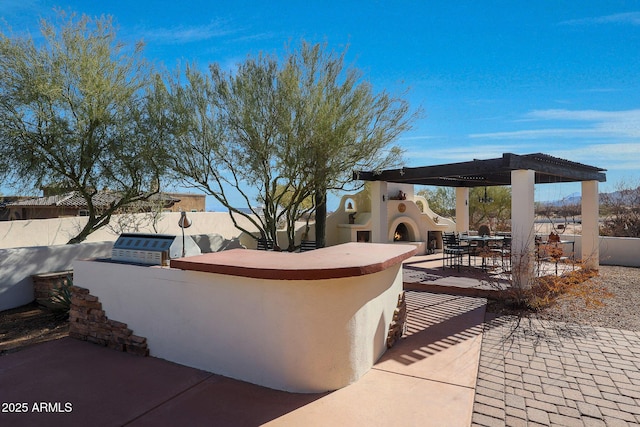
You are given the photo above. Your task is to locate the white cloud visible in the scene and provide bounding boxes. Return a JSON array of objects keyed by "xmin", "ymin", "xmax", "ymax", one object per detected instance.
[
  {"xmin": 526, "ymin": 109, "xmax": 640, "ymax": 122},
  {"xmin": 556, "ymin": 143, "xmax": 640, "ymax": 167},
  {"xmin": 405, "ymin": 144, "xmax": 525, "ymax": 164},
  {"xmin": 138, "ymin": 20, "xmax": 237, "ymax": 45},
  {"xmin": 470, "ymin": 128, "xmax": 605, "ymax": 139},
  {"xmin": 561, "ymin": 12, "xmax": 640, "ymax": 26},
  {"xmin": 471, "ymin": 109, "xmax": 640, "ymax": 139},
  {"xmin": 399, "ymin": 135, "xmax": 438, "ymax": 142}
]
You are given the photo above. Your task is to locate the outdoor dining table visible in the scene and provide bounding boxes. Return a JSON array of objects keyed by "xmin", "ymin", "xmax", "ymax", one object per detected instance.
[
  {"xmin": 535, "ymin": 237, "xmax": 576, "ymax": 274},
  {"xmin": 459, "ymin": 234, "xmax": 505, "ymax": 271},
  {"xmin": 460, "ymin": 235, "xmax": 505, "ymax": 243}
]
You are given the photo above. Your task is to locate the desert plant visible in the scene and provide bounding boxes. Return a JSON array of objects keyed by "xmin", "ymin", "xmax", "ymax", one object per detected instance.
[
  {"xmin": 600, "ymin": 181, "xmax": 640, "ymax": 238},
  {"xmin": 483, "ymin": 231, "xmax": 609, "ymax": 312},
  {"xmin": 48, "ymin": 274, "xmax": 73, "ymax": 317}
]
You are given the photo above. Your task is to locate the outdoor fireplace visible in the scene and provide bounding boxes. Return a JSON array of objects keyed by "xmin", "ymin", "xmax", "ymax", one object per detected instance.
[{"xmin": 393, "ymin": 223, "xmax": 410, "ymax": 241}]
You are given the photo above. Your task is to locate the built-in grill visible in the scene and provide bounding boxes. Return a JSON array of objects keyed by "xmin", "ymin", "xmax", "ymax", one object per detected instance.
[{"xmin": 111, "ymin": 233, "xmax": 201, "ymax": 266}]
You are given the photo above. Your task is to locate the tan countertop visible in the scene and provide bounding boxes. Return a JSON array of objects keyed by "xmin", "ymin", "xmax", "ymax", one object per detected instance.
[{"xmin": 170, "ymin": 242, "xmax": 416, "ymax": 280}]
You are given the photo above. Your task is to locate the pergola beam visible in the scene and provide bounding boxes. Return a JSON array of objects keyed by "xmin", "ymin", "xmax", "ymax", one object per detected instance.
[
  {"xmin": 353, "ymin": 152, "xmax": 607, "ymax": 280},
  {"xmin": 354, "ymin": 152, "xmax": 606, "ymax": 188}
]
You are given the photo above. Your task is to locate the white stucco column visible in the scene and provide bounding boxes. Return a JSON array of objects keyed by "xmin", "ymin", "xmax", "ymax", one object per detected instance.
[
  {"xmin": 370, "ymin": 181, "xmax": 388, "ymax": 243},
  {"xmin": 511, "ymin": 170, "xmax": 536, "ymax": 289},
  {"xmin": 455, "ymin": 187, "xmax": 470, "ymax": 233},
  {"xmin": 581, "ymin": 180, "xmax": 600, "ymax": 270}
]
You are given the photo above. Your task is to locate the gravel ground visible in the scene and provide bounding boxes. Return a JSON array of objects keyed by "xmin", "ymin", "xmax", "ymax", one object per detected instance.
[
  {"xmin": 0, "ymin": 302, "xmax": 69, "ymax": 355},
  {"xmin": 534, "ymin": 265, "xmax": 640, "ymax": 331}
]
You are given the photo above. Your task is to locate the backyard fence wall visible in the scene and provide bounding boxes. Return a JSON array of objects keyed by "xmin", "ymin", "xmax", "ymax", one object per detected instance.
[
  {"xmin": 0, "ymin": 242, "xmax": 114, "ymax": 312},
  {"xmin": 1, "ymin": 233, "xmax": 638, "ymax": 313},
  {"xmin": 0, "ymin": 212, "xmax": 257, "ymax": 249},
  {"xmin": 566, "ymin": 235, "xmax": 640, "ymax": 268}
]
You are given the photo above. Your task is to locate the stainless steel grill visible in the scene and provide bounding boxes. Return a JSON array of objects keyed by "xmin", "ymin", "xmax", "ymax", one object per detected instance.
[{"xmin": 111, "ymin": 233, "xmax": 201, "ymax": 266}]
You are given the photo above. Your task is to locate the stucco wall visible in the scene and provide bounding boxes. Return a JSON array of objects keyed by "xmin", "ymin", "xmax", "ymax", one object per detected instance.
[
  {"xmin": 73, "ymin": 258, "xmax": 403, "ymax": 393},
  {"xmin": 0, "ymin": 242, "xmax": 114, "ymax": 312},
  {"xmin": 0, "ymin": 212, "xmax": 258, "ymax": 249},
  {"xmin": 568, "ymin": 234, "xmax": 640, "ymax": 268}
]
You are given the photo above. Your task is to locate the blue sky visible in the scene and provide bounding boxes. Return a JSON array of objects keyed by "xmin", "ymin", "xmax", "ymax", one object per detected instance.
[{"xmin": 2, "ymin": 1, "xmax": 640, "ymax": 208}]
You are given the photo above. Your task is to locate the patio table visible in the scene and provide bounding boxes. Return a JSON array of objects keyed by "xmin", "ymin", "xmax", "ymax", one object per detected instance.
[
  {"xmin": 535, "ymin": 238, "xmax": 576, "ymax": 274},
  {"xmin": 536, "ymin": 239, "xmax": 575, "ymax": 256},
  {"xmin": 460, "ymin": 235, "xmax": 505, "ymax": 271}
]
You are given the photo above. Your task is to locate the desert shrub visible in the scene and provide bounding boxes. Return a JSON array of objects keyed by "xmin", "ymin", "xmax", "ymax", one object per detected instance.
[{"xmin": 48, "ymin": 274, "xmax": 73, "ymax": 316}]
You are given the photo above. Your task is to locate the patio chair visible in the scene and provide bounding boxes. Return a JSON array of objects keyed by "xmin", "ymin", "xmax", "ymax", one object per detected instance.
[
  {"xmin": 491, "ymin": 236, "xmax": 511, "ymax": 272},
  {"xmin": 543, "ymin": 232, "xmax": 568, "ymax": 276},
  {"xmin": 538, "ymin": 232, "xmax": 567, "ymax": 275},
  {"xmin": 442, "ymin": 232, "xmax": 468, "ymax": 272},
  {"xmin": 257, "ymin": 238, "xmax": 274, "ymax": 251},
  {"xmin": 299, "ymin": 240, "xmax": 316, "ymax": 252},
  {"xmin": 477, "ymin": 224, "xmax": 491, "ymax": 237}
]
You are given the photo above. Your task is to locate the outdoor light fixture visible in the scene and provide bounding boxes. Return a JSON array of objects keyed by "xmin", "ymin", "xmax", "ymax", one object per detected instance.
[
  {"xmin": 478, "ymin": 187, "xmax": 493, "ymax": 204},
  {"xmin": 178, "ymin": 211, "xmax": 192, "ymax": 257}
]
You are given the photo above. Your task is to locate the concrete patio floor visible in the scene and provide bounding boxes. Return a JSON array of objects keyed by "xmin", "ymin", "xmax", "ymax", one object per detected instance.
[
  {"xmin": 2, "ymin": 254, "xmax": 638, "ymax": 426},
  {"xmin": 0, "ymin": 290, "xmax": 486, "ymax": 427}
]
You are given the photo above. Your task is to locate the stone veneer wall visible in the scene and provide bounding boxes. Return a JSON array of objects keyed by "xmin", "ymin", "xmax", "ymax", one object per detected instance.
[
  {"xmin": 68, "ymin": 285, "xmax": 149, "ymax": 356},
  {"xmin": 32, "ymin": 270, "xmax": 73, "ymax": 309},
  {"xmin": 386, "ymin": 291, "xmax": 407, "ymax": 348}
]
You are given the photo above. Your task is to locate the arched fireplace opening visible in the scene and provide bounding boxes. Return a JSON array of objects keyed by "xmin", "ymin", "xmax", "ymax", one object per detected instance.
[{"xmin": 394, "ymin": 223, "xmax": 410, "ymax": 241}]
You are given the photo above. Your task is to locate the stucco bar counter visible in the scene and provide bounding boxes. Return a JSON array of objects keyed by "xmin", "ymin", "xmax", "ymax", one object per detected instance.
[{"xmin": 73, "ymin": 242, "xmax": 416, "ymax": 393}]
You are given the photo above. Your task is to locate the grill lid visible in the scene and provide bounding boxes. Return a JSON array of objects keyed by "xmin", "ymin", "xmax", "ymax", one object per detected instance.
[{"xmin": 111, "ymin": 233, "xmax": 201, "ymax": 266}]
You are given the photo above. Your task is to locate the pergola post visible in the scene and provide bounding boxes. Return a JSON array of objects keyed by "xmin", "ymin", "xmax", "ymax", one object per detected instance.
[
  {"xmin": 511, "ymin": 169, "xmax": 536, "ymax": 289},
  {"xmin": 370, "ymin": 180, "xmax": 388, "ymax": 243},
  {"xmin": 455, "ymin": 187, "xmax": 469, "ymax": 233},
  {"xmin": 581, "ymin": 180, "xmax": 600, "ymax": 270}
]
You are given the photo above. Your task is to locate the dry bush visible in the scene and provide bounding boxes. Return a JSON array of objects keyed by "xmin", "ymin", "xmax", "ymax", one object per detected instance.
[
  {"xmin": 487, "ymin": 234, "xmax": 611, "ymax": 314},
  {"xmin": 526, "ymin": 268, "xmax": 611, "ymax": 310}
]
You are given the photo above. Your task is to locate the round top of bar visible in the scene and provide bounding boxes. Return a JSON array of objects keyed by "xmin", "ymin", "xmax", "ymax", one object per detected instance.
[{"xmin": 169, "ymin": 242, "xmax": 416, "ymax": 280}]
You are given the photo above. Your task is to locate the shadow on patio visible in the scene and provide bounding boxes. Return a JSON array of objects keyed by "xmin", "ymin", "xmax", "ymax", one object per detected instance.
[
  {"xmin": 377, "ymin": 292, "xmax": 486, "ymax": 368},
  {"xmin": 403, "ymin": 253, "xmax": 511, "ymax": 298},
  {"xmin": 0, "ymin": 290, "xmax": 486, "ymax": 427}
]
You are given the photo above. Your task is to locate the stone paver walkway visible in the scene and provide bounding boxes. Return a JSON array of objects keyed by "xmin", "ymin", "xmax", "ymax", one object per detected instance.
[{"xmin": 473, "ymin": 314, "xmax": 640, "ymax": 426}]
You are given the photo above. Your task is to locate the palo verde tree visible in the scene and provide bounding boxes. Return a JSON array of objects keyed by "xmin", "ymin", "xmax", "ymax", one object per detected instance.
[
  {"xmin": 0, "ymin": 11, "xmax": 169, "ymax": 243},
  {"xmin": 416, "ymin": 185, "xmax": 512, "ymax": 231},
  {"xmin": 163, "ymin": 59, "xmax": 298, "ymax": 248},
  {"xmin": 165, "ymin": 42, "xmax": 415, "ymax": 250},
  {"xmin": 469, "ymin": 186, "xmax": 511, "ymax": 231},
  {"xmin": 285, "ymin": 42, "xmax": 414, "ymax": 248},
  {"xmin": 416, "ymin": 186, "xmax": 456, "ymax": 218}
]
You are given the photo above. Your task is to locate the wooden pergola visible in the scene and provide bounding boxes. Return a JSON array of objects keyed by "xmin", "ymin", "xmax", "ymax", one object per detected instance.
[
  {"xmin": 354, "ymin": 152, "xmax": 606, "ymax": 187},
  {"xmin": 355, "ymin": 153, "xmax": 607, "ymax": 287}
]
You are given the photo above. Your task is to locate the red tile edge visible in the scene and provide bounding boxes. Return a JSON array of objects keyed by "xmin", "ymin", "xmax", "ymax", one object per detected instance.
[{"xmin": 170, "ymin": 243, "xmax": 417, "ymax": 280}]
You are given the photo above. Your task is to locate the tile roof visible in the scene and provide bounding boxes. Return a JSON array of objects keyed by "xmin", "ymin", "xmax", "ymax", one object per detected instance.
[{"xmin": 6, "ymin": 191, "xmax": 179, "ymax": 209}]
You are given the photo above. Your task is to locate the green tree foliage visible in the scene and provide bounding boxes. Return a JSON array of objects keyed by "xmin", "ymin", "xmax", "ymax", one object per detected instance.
[
  {"xmin": 0, "ymin": 11, "xmax": 169, "ymax": 243},
  {"xmin": 165, "ymin": 42, "xmax": 415, "ymax": 250},
  {"xmin": 163, "ymin": 60, "xmax": 297, "ymax": 249},
  {"xmin": 416, "ymin": 186, "xmax": 511, "ymax": 232},
  {"xmin": 286, "ymin": 42, "xmax": 413, "ymax": 248},
  {"xmin": 469, "ymin": 186, "xmax": 511, "ymax": 231},
  {"xmin": 416, "ymin": 187, "xmax": 455, "ymax": 217}
]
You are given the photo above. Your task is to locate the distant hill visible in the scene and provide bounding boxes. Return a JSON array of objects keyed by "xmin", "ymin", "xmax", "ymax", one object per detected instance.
[
  {"xmin": 541, "ymin": 187, "xmax": 640, "ymax": 207},
  {"xmin": 542, "ymin": 192, "xmax": 581, "ymax": 207}
]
